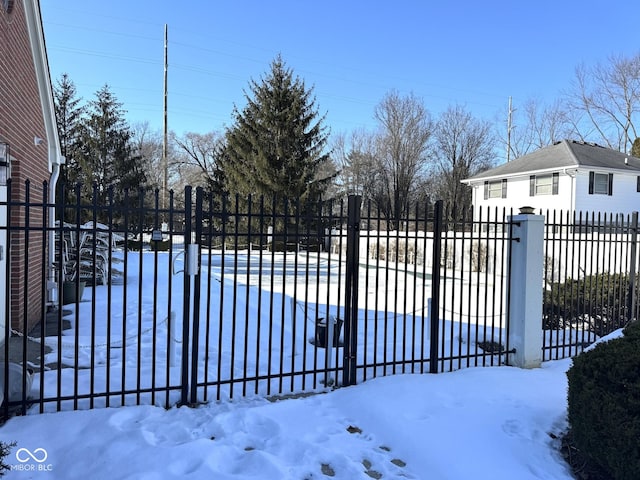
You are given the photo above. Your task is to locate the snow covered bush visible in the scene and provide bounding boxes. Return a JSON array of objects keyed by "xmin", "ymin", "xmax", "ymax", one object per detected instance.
[{"xmin": 566, "ymin": 321, "xmax": 640, "ymax": 479}]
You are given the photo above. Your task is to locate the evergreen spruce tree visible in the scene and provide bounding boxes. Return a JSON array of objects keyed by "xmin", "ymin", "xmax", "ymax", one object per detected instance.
[
  {"xmin": 78, "ymin": 85, "xmax": 146, "ymax": 216},
  {"xmin": 222, "ymin": 56, "xmax": 331, "ymax": 207},
  {"xmin": 53, "ymin": 73, "xmax": 85, "ymax": 214},
  {"xmin": 632, "ymin": 137, "xmax": 640, "ymax": 158}
]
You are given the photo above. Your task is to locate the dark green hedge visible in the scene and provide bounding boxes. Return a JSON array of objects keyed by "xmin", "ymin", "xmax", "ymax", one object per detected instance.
[
  {"xmin": 268, "ymin": 240, "xmax": 299, "ymax": 252},
  {"xmin": 566, "ymin": 321, "xmax": 640, "ymax": 479},
  {"xmin": 150, "ymin": 240, "xmax": 171, "ymax": 251},
  {"xmin": 543, "ymin": 273, "xmax": 631, "ymax": 334}
]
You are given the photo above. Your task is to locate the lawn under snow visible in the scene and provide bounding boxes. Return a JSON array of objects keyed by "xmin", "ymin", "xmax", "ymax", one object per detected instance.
[{"xmin": 1, "ymin": 248, "xmax": 614, "ymax": 479}]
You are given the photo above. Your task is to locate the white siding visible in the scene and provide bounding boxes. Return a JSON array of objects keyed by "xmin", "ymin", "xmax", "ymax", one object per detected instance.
[
  {"xmin": 471, "ymin": 173, "xmax": 574, "ymax": 220},
  {"xmin": 470, "ymin": 169, "xmax": 640, "ymax": 220},
  {"xmin": 575, "ymin": 170, "xmax": 640, "ymax": 216}
]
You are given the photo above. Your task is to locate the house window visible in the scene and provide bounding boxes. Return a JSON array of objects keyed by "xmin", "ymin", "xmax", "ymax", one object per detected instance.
[
  {"xmin": 588, "ymin": 172, "xmax": 613, "ymax": 196},
  {"xmin": 483, "ymin": 179, "xmax": 507, "ymax": 199},
  {"xmin": 535, "ymin": 175, "xmax": 553, "ymax": 195},
  {"xmin": 529, "ymin": 173, "xmax": 559, "ymax": 196}
]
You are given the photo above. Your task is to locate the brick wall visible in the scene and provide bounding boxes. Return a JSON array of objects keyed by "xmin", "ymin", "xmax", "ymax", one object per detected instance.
[{"xmin": 1, "ymin": 0, "xmax": 52, "ymax": 333}]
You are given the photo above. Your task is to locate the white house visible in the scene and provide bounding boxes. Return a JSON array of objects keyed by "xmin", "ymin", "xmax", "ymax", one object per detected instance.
[{"xmin": 462, "ymin": 140, "xmax": 640, "ymax": 222}]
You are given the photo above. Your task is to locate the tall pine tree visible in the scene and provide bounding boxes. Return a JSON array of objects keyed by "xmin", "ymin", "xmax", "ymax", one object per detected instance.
[
  {"xmin": 222, "ymin": 56, "xmax": 331, "ymax": 206},
  {"xmin": 53, "ymin": 73, "xmax": 85, "ymax": 214},
  {"xmin": 78, "ymin": 85, "xmax": 146, "ymax": 213}
]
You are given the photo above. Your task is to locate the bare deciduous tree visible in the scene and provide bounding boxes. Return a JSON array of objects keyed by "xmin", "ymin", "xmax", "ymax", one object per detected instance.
[
  {"xmin": 130, "ymin": 122, "xmax": 168, "ymax": 192},
  {"xmin": 172, "ymin": 131, "xmax": 225, "ymax": 192},
  {"xmin": 506, "ymin": 98, "xmax": 576, "ymax": 159},
  {"xmin": 374, "ymin": 91, "xmax": 433, "ymax": 229},
  {"xmin": 332, "ymin": 130, "xmax": 378, "ymax": 199},
  {"xmin": 566, "ymin": 53, "xmax": 640, "ymax": 153},
  {"xmin": 432, "ymin": 105, "xmax": 495, "ymax": 217}
]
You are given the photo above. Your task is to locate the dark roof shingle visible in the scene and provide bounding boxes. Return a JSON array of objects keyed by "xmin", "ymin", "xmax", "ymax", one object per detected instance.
[{"xmin": 464, "ymin": 140, "xmax": 640, "ymax": 182}]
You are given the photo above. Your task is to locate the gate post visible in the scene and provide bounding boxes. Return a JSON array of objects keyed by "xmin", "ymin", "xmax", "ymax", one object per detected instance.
[
  {"xmin": 180, "ymin": 186, "xmax": 192, "ymax": 405},
  {"xmin": 189, "ymin": 187, "xmax": 203, "ymax": 404},
  {"xmin": 429, "ymin": 201, "xmax": 443, "ymax": 373},
  {"xmin": 507, "ymin": 210, "xmax": 544, "ymax": 368},
  {"xmin": 342, "ymin": 195, "xmax": 361, "ymax": 386}
]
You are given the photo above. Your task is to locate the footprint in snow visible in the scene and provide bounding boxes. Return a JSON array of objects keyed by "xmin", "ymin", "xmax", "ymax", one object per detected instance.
[
  {"xmin": 344, "ymin": 425, "xmax": 414, "ymax": 478},
  {"xmin": 502, "ymin": 419, "xmax": 522, "ymax": 437}
]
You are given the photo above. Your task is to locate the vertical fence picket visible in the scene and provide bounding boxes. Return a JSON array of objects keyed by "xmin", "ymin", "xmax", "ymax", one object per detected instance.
[
  {"xmin": 38, "ymin": 182, "xmax": 48, "ymax": 411},
  {"xmin": 439, "ymin": 207, "xmax": 448, "ymax": 373},
  {"xmin": 255, "ymin": 196, "xmax": 265, "ymax": 395},
  {"xmin": 373, "ymin": 202, "xmax": 382, "ymax": 378},
  {"xmin": 1, "ymin": 180, "xmax": 10, "ymax": 420},
  {"xmin": 150, "ymin": 189, "xmax": 160, "ymax": 406},
  {"xmin": 164, "ymin": 190, "xmax": 175, "ymax": 407},
  {"xmin": 278, "ymin": 199, "xmax": 288, "ymax": 394},
  {"xmin": 242, "ymin": 195, "xmax": 253, "ymax": 397},
  {"xmin": 216, "ymin": 194, "xmax": 227, "ymax": 402},
  {"xmin": 201, "ymin": 191, "xmax": 213, "ymax": 403},
  {"xmin": 629, "ymin": 212, "xmax": 638, "ymax": 322},
  {"xmin": 19, "ymin": 181, "xmax": 30, "ymax": 416},
  {"xmin": 429, "ymin": 200, "xmax": 443, "ymax": 374},
  {"xmin": 105, "ymin": 187, "xmax": 114, "ymax": 407}
]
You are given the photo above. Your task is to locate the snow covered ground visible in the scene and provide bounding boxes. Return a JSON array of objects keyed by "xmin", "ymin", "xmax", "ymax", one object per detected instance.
[
  {"xmin": 30, "ymin": 249, "xmax": 517, "ymax": 411},
  {"xmin": 1, "ymin": 350, "xmax": 590, "ymax": 480},
  {"xmin": 1, "ymin": 248, "xmax": 612, "ymax": 479}
]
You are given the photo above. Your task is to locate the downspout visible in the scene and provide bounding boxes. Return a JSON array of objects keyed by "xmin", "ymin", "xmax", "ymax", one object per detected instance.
[
  {"xmin": 47, "ymin": 153, "xmax": 63, "ymax": 305},
  {"xmin": 563, "ymin": 168, "xmax": 577, "ymax": 218}
]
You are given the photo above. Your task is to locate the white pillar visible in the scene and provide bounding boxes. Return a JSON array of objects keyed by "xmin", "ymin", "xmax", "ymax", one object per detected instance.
[{"xmin": 508, "ymin": 212, "xmax": 544, "ymax": 368}]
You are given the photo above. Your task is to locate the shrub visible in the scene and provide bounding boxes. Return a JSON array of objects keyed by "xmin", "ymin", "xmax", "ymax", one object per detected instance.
[
  {"xmin": 543, "ymin": 273, "xmax": 631, "ymax": 334},
  {"xmin": 0, "ymin": 441, "xmax": 16, "ymax": 477},
  {"xmin": 470, "ymin": 241, "xmax": 487, "ymax": 272},
  {"xmin": 566, "ymin": 321, "xmax": 640, "ymax": 479},
  {"xmin": 126, "ymin": 240, "xmax": 144, "ymax": 251},
  {"xmin": 268, "ymin": 240, "xmax": 298, "ymax": 252},
  {"xmin": 150, "ymin": 239, "xmax": 171, "ymax": 251}
]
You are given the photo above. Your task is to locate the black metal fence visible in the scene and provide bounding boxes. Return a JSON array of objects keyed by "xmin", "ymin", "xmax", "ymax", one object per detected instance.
[
  {"xmin": 2, "ymin": 181, "xmax": 638, "ymax": 420},
  {"xmin": 1, "ymin": 183, "xmax": 516, "ymax": 419},
  {"xmin": 541, "ymin": 209, "xmax": 639, "ymax": 361}
]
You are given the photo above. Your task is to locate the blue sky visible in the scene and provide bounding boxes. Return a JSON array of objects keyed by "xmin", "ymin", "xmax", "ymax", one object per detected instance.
[{"xmin": 41, "ymin": 0, "xmax": 640, "ymax": 148}]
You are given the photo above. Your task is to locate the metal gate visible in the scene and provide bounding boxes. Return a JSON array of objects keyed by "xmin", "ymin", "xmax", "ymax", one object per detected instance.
[{"xmin": 183, "ymin": 191, "xmax": 512, "ymax": 405}]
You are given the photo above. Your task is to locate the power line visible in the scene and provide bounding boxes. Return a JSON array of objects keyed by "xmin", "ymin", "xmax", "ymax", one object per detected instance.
[{"xmin": 43, "ymin": 18, "xmax": 507, "ymax": 110}]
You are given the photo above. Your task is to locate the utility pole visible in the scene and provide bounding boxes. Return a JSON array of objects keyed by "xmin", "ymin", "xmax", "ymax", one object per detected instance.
[
  {"xmin": 506, "ymin": 96, "xmax": 514, "ymax": 162},
  {"xmin": 162, "ymin": 24, "xmax": 169, "ymax": 214}
]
